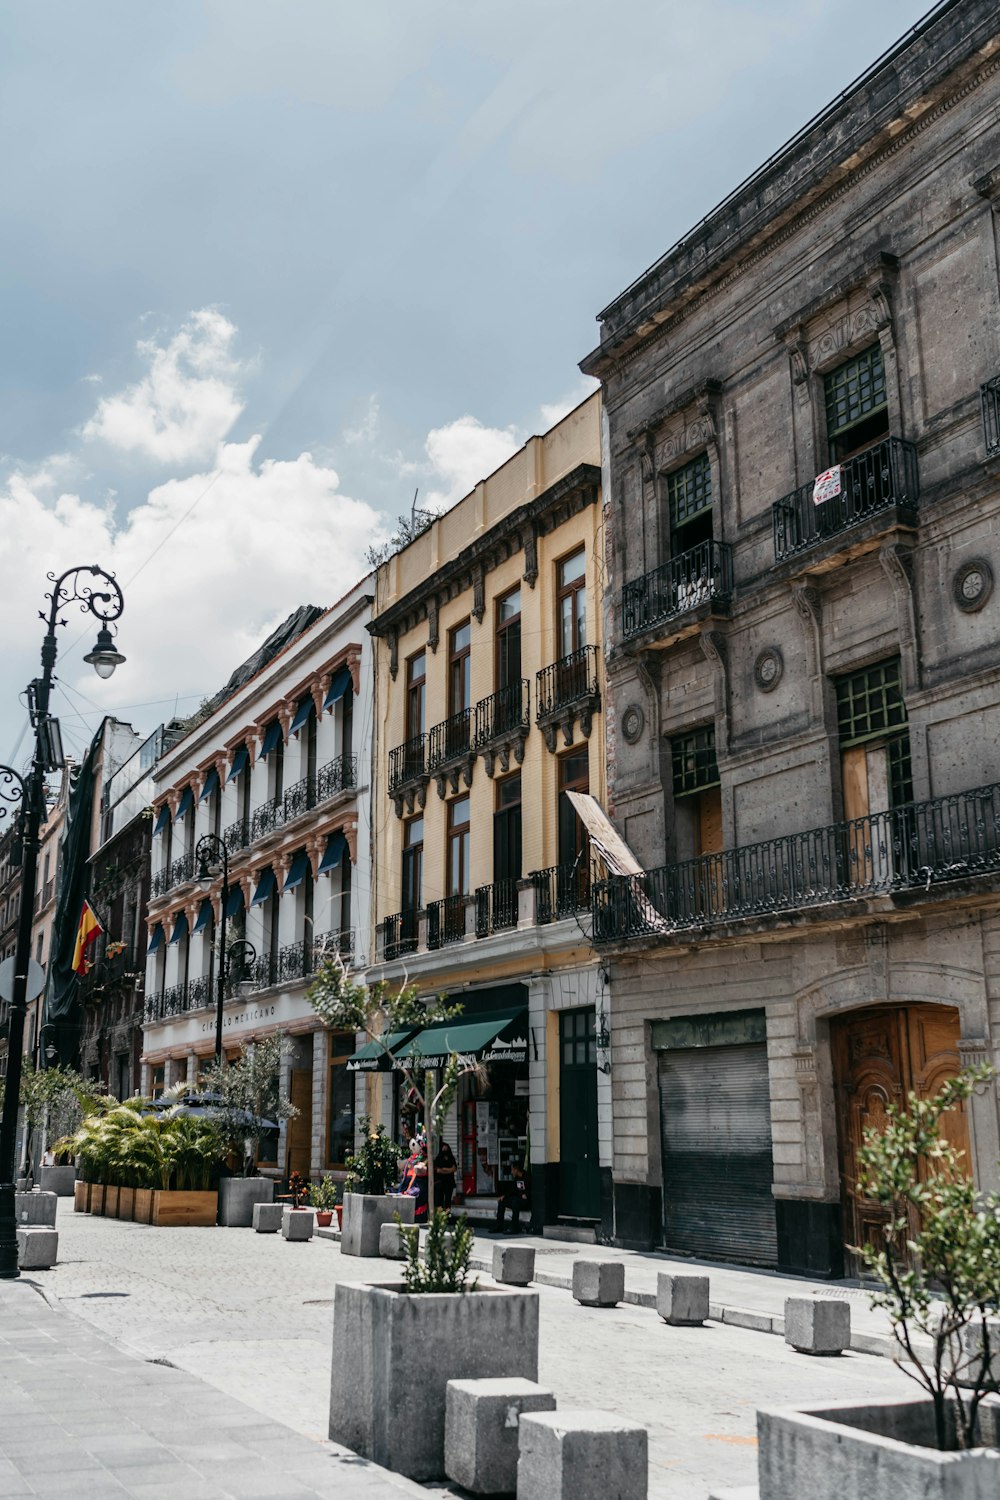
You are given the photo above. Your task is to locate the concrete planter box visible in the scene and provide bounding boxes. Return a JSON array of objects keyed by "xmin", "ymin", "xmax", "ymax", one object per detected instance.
[
  {"xmin": 341, "ymin": 1192, "xmax": 415, "ymax": 1257},
  {"xmin": 218, "ymin": 1177, "xmax": 274, "ymax": 1227},
  {"xmin": 330, "ymin": 1280, "xmax": 540, "ymax": 1481},
  {"xmin": 150, "ymin": 1190, "xmax": 217, "ymax": 1227},
  {"xmin": 39, "ymin": 1165, "xmax": 77, "ymax": 1197},
  {"xmin": 117, "ymin": 1187, "xmax": 135, "ymax": 1221},
  {"xmin": 73, "ymin": 1181, "xmax": 90, "ymax": 1213},
  {"xmin": 758, "ymin": 1396, "xmax": 1000, "ymax": 1500},
  {"xmin": 134, "ymin": 1188, "xmax": 155, "ymax": 1225},
  {"xmin": 15, "ymin": 1191, "xmax": 57, "ymax": 1227}
]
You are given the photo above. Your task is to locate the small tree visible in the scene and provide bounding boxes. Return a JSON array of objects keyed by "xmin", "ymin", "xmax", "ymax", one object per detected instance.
[
  {"xmin": 853, "ymin": 1064, "xmax": 1000, "ymax": 1452},
  {"xmin": 199, "ymin": 1034, "xmax": 297, "ymax": 1176}
]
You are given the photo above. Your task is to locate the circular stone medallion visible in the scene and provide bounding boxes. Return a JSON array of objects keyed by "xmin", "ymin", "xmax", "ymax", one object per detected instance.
[
  {"xmin": 754, "ymin": 648, "xmax": 783, "ymax": 693},
  {"xmin": 620, "ymin": 704, "xmax": 645, "ymax": 744},
  {"xmin": 953, "ymin": 558, "xmax": 993, "ymax": 613}
]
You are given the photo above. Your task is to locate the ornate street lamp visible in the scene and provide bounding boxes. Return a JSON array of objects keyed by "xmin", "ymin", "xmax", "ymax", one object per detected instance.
[
  {"xmin": 195, "ymin": 832, "xmax": 231, "ymax": 1066},
  {"xmin": 0, "ymin": 565, "xmax": 125, "ymax": 1280}
]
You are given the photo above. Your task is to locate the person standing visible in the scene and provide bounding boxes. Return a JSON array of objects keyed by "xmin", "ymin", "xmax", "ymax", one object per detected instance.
[{"xmin": 434, "ymin": 1140, "xmax": 457, "ymax": 1212}]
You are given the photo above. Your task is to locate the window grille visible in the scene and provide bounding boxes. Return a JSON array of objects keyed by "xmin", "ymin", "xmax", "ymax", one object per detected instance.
[
  {"xmin": 835, "ymin": 658, "xmax": 906, "ymax": 746},
  {"xmin": 671, "ymin": 726, "xmax": 719, "ymax": 797},
  {"xmin": 667, "ymin": 453, "xmax": 712, "ymax": 532},
  {"xmin": 824, "ymin": 344, "xmax": 886, "ymax": 439}
]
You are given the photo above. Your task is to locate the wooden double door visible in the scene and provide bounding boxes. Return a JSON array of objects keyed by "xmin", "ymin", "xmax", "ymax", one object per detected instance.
[{"xmin": 832, "ymin": 1003, "xmax": 970, "ymax": 1275}]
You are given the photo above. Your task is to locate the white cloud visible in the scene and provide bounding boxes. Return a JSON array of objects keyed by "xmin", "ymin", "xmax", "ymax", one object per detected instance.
[
  {"xmin": 422, "ymin": 414, "xmax": 521, "ymax": 512},
  {"xmin": 343, "ymin": 394, "xmax": 380, "ymax": 446},
  {"xmin": 539, "ymin": 377, "xmax": 599, "ymax": 430},
  {"xmin": 81, "ymin": 308, "xmax": 247, "ymax": 466},
  {"xmin": 0, "ymin": 435, "xmax": 386, "ymax": 763}
]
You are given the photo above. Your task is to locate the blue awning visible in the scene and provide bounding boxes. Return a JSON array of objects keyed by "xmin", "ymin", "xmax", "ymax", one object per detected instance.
[
  {"xmin": 225, "ymin": 885, "xmax": 245, "ymax": 919},
  {"xmin": 192, "ymin": 899, "xmax": 213, "ymax": 935},
  {"xmin": 227, "ymin": 745, "xmax": 249, "ymax": 783},
  {"xmin": 199, "ymin": 767, "xmax": 219, "ymax": 803},
  {"xmin": 146, "ymin": 924, "xmax": 164, "ymax": 955},
  {"xmin": 323, "ymin": 666, "xmax": 352, "ymax": 711},
  {"xmin": 176, "ymin": 787, "xmax": 194, "ymax": 821},
  {"xmin": 152, "ymin": 805, "xmax": 170, "ymax": 837},
  {"xmin": 250, "ymin": 868, "xmax": 277, "ymax": 908},
  {"xmin": 259, "ymin": 721, "xmax": 283, "ymax": 759},
  {"xmin": 169, "ymin": 912, "xmax": 189, "ymax": 945},
  {"xmin": 318, "ymin": 831, "xmax": 348, "ymax": 875},
  {"xmin": 284, "ymin": 851, "xmax": 310, "ymax": 892},
  {"xmin": 290, "ymin": 696, "xmax": 315, "ymax": 736}
]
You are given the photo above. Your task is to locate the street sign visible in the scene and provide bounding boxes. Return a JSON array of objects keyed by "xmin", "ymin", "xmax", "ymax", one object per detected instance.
[{"xmin": 0, "ymin": 957, "xmax": 46, "ymax": 1004}]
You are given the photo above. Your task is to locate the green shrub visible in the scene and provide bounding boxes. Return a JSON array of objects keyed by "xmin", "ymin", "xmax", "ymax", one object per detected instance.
[
  {"xmin": 344, "ymin": 1116, "xmax": 401, "ymax": 1196},
  {"xmin": 399, "ymin": 1209, "xmax": 476, "ymax": 1295}
]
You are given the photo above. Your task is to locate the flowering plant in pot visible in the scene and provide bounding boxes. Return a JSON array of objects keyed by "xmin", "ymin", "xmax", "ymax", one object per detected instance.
[{"xmin": 309, "ymin": 1174, "xmax": 338, "ymax": 1227}]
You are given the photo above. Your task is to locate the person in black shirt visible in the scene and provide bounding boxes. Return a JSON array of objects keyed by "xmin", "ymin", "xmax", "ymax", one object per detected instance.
[
  {"xmin": 434, "ymin": 1141, "xmax": 457, "ymax": 1212},
  {"xmin": 494, "ymin": 1163, "xmax": 529, "ymax": 1233}
]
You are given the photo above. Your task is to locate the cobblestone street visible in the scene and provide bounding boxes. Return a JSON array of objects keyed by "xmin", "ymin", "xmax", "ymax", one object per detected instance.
[{"xmin": 4, "ymin": 1212, "xmax": 919, "ymax": 1499}]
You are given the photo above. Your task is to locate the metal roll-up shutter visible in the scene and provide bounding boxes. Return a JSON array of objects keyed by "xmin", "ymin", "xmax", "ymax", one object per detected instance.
[{"xmin": 658, "ymin": 1041, "xmax": 777, "ymax": 1266}]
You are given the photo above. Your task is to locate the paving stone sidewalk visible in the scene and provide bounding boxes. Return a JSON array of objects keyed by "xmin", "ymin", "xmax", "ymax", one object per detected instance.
[{"xmin": 0, "ymin": 1278, "xmax": 426, "ymax": 1500}]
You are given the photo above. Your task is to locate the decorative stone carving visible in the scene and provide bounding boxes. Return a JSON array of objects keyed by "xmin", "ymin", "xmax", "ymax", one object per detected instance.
[
  {"xmin": 522, "ymin": 525, "xmax": 539, "ymax": 589},
  {"xmin": 434, "ymin": 760, "xmax": 474, "ymax": 800},
  {"xmin": 472, "ymin": 566, "xmax": 485, "ymax": 624},
  {"xmin": 953, "ymin": 557, "xmax": 994, "ymax": 613},
  {"xmin": 754, "ymin": 648, "xmax": 783, "ymax": 693},
  {"xmin": 427, "ymin": 596, "xmax": 439, "ymax": 653},
  {"xmin": 620, "ymin": 704, "xmax": 645, "ymax": 744},
  {"xmin": 389, "ymin": 629, "xmax": 399, "ymax": 681},
  {"xmin": 879, "ymin": 541, "xmax": 919, "ymax": 692}
]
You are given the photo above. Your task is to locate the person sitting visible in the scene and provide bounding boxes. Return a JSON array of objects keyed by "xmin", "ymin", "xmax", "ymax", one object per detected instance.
[
  {"xmin": 494, "ymin": 1163, "xmax": 530, "ymax": 1233},
  {"xmin": 433, "ymin": 1141, "xmax": 457, "ymax": 1212}
]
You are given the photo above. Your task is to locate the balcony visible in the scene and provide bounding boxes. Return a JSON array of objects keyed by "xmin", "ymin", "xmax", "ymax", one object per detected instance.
[
  {"xmin": 622, "ymin": 540, "xmax": 733, "ymax": 642},
  {"xmin": 223, "ymin": 814, "xmax": 249, "ymax": 856},
  {"xmin": 536, "ymin": 646, "xmax": 601, "ymax": 753},
  {"xmin": 772, "ymin": 436, "xmax": 918, "ymax": 564},
  {"xmin": 150, "ymin": 851, "xmax": 195, "ymax": 899},
  {"xmin": 533, "ymin": 863, "xmax": 591, "ymax": 924},
  {"xmin": 283, "ymin": 754, "xmax": 358, "ymax": 824},
  {"xmin": 250, "ymin": 797, "xmax": 283, "ymax": 842},
  {"xmin": 475, "ymin": 878, "xmax": 518, "ymax": 938},
  {"xmin": 388, "ymin": 734, "xmax": 428, "ymax": 814},
  {"xmin": 983, "ymin": 375, "xmax": 1000, "ymax": 458},
  {"xmin": 593, "ymin": 781, "xmax": 1000, "ymax": 945},
  {"xmin": 381, "ymin": 909, "xmax": 419, "ymax": 962},
  {"xmin": 427, "ymin": 894, "xmax": 468, "ymax": 949},
  {"xmin": 427, "ymin": 710, "xmax": 474, "ymax": 796},
  {"xmin": 475, "ymin": 681, "xmax": 530, "ymax": 776}
]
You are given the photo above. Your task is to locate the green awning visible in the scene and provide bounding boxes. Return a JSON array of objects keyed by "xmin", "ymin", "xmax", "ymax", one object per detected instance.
[
  {"xmin": 346, "ymin": 1028, "xmax": 420, "ymax": 1073},
  {"xmin": 398, "ymin": 1008, "xmax": 528, "ymax": 1068}
]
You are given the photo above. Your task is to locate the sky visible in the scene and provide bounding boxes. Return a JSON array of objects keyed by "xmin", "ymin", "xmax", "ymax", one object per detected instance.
[{"xmin": 0, "ymin": 0, "xmax": 935, "ymax": 770}]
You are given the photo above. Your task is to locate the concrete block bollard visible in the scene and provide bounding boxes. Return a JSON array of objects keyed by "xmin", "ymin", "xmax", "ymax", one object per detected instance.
[
  {"xmin": 784, "ymin": 1297, "xmax": 850, "ymax": 1355},
  {"xmin": 379, "ymin": 1222, "xmax": 408, "ymax": 1260},
  {"xmin": 572, "ymin": 1260, "xmax": 625, "ymax": 1308},
  {"xmin": 445, "ymin": 1377, "xmax": 556, "ymax": 1494},
  {"xmin": 281, "ymin": 1208, "xmax": 315, "ymax": 1241},
  {"xmin": 518, "ymin": 1409, "xmax": 648, "ymax": 1500},
  {"xmin": 38, "ymin": 1166, "xmax": 77, "ymax": 1198},
  {"xmin": 252, "ymin": 1202, "xmax": 283, "ymax": 1233},
  {"xmin": 17, "ymin": 1227, "xmax": 58, "ymax": 1270},
  {"xmin": 657, "ymin": 1273, "xmax": 709, "ymax": 1326},
  {"xmin": 492, "ymin": 1242, "xmax": 535, "ymax": 1286},
  {"xmin": 15, "ymin": 1191, "xmax": 57, "ymax": 1228}
]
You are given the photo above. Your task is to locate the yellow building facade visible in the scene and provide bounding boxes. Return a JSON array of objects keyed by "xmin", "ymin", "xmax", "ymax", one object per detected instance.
[{"xmin": 364, "ymin": 392, "xmax": 612, "ymax": 1232}]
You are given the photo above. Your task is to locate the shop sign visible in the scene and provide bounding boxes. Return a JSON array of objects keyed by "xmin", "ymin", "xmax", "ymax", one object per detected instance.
[
  {"xmin": 201, "ymin": 1003, "xmax": 276, "ymax": 1035},
  {"xmin": 812, "ymin": 465, "xmax": 841, "ymax": 505}
]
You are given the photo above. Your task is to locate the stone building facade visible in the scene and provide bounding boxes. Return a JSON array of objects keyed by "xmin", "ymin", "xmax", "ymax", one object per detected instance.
[{"xmin": 581, "ymin": 0, "xmax": 1000, "ymax": 1272}]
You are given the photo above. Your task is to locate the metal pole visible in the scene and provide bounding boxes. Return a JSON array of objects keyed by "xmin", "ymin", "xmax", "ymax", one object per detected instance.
[{"xmin": 215, "ymin": 847, "xmax": 228, "ymax": 1065}]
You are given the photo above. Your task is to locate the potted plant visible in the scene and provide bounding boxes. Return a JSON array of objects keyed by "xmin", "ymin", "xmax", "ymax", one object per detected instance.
[
  {"xmin": 199, "ymin": 1036, "xmax": 294, "ymax": 1227},
  {"xmin": 338, "ymin": 1117, "xmax": 413, "ymax": 1255},
  {"xmin": 757, "ymin": 1065, "xmax": 1000, "ymax": 1497},
  {"xmin": 330, "ymin": 1208, "xmax": 539, "ymax": 1480},
  {"xmin": 310, "ymin": 1174, "xmax": 338, "ymax": 1228}
]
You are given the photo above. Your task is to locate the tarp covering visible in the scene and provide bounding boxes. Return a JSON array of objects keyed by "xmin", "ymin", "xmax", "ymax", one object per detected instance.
[
  {"xmin": 323, "ymin": 665, "xmax": 352, "ymax": 710},
  {"xmin": 290, "ymin": 696, "xmax": 314, "ymax": 736},
  {"xmin": 42, "ymin": 725, "xmax": 102, "ymax": 1067},
  {"xmin": 318, "ymin": 830, "xmax": 347, "ymax": 874},
  {"xmin": 199, "ymin": 767, "xmax": 219, "ymax": 803},
  {"xmin": 565, "ymin": 791, "xmax": 643, "ymax": 876},
  {"xmin": 226, "ymin": 745, "xmax": 249, "ymax": 783}
]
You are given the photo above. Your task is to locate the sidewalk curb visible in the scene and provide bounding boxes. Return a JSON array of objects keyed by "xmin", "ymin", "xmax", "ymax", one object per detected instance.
[{"xmin": 468, "ymin": 1255, "xmax": 903, "ymax": 1361}]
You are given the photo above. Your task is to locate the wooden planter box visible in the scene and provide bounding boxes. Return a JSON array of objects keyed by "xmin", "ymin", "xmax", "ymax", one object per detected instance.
[
  {"xmin": 118, "ymin": 1187, "xmax": 135, "ymax": 1222},
  {"xmin": 150, "ymin": 1190, "xmax": 218, "ymax": 1227},
  {"xmin": 134, "ymin": 1188, "xmax": 155, "ymax": 1225},
  {"xmin": 90, "ymin": 1184, "xmax": 106, "ymax": 1215},
  {"xmin": 73, "ymin": 1181, "xmax": 90, "ymax": 1213},
  {"xmin": 105, "ymin": 1186, "xmax": 120, "ymax": 1218}
]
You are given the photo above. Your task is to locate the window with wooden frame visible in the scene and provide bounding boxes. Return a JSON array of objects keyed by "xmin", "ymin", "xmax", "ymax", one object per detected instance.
[
  {"xmin": 824, "ymin": 344, "xmax": 889, "ymax": 463},
  {"xmin": 406, "ymin": 651, "xmax": 427, "ymax": 741},
  {"xmin": 448, "ymin": 621, "xmax": 472, "ymax": 717},
  {"xmin": 494, "ymin": 772, "xmax": 522, "ymax": 885},
  {"xmin": 447, "ymin": 795, "xmax": 471, "ymax": 897},
  {"xmin": 557, "ymin": 548, "xmax": 587, "ymax": 658},
  {"xmin": 667, "ymin": 452, "xmax": 713, "ymax": 556},
  {"xmin": 496, "ymin": 587, "xmax": 522, "ymax": 690},
  {"xmin": 402, "ymin": 815, "xmax": 423, "ymax": 913},
  {"xmin": 834, "ymin": 657, "xmax": 912, "ymax": 817},
  {"xmin": 327, "ymin": 1033, "xmax": 356, "ymax": 1169},
  {"xmin": 671, "ymin": 725, "xmax": 722, "ymax": 862}
]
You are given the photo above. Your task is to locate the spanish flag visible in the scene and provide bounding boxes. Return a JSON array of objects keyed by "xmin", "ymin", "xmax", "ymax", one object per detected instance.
[{"xmin": 72, "ymin": 901, "xmax": 103, "ymax": 975}]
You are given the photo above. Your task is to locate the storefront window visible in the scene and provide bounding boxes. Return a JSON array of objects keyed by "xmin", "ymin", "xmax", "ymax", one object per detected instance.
[{"xmin": 327, "ymin": 1033, "xmax": 356, "ymax": 1168}]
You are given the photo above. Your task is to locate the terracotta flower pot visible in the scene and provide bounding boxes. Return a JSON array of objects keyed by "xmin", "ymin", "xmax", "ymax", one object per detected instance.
[
  {"xmin": 316, "ymin": 1211, "xmax": 333, "ymax": 1228},
  {"xmin": 335, "ymin": 1204, "xmax": 343, "ymax": 1229}
]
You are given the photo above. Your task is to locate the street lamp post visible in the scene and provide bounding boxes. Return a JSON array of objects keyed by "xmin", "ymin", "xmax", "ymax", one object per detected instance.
[
  {"xmin": 0, "ymin": 565, "xmax": 125, "ymax": 1280},
  {"xmin": 195, "ymin": 833, "xmax": 230, "ymax": 1065}
]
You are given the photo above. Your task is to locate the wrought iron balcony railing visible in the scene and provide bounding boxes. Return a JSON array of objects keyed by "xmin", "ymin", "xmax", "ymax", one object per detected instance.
[
  {"xmin": 536, "ymin": 646, "xmax": 600, "ymax": 721},
  {"xmin": 772, "ymin": 435, "xmax": 918, "ymax": 563},
  {"xmin": 593, "ymin": 781, "xmax": 1000, "ymax": 945},
  {"xmin": 389, "ymin": 734, "xmax": 427, "ymax": 793},
  {"xmin": 427, "ymin": 709, "xmax": 473, "ymax": 771},
  {"xmin": 475, "ymin": 681, "xmax": 530, "ymax": 748},
  {"xmin": 983, "ymin": 375, "xmax": 1000, "ymax": 458},
  {"xmin": 475, "ymin": 878, "xmax": 519, "ymax": 938},
  {"xmin": 282, "ymin": 754, "xmax": 359, "ymax": 823},
  {"xmin": 533, "ymin": 863, "xmax": 591, "ymax": 924},
  {"xmin": 250, "ymin": 797, "xmax": 283, "ymax": 842},
  {"xmin": 151, "ymin": 851, "xmax": 195, "ymax": 898},
  {"xmin": 622, "ymin": 540, "xmax": 734, "ymax": 640},
  {"xmin": 426, "ymin": 894, "xmax": 467, "ymax": 949},
  {"xmin": 223, "ymin": 815, "xmax": 249, "ymax": 856},
  {"xmin": 187, "ymin": 974, "xmax": 214, "ymax": 1012},
  {"xmin": 381, "ymin": 909, "xmax": 419, "ymax": 961}
]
